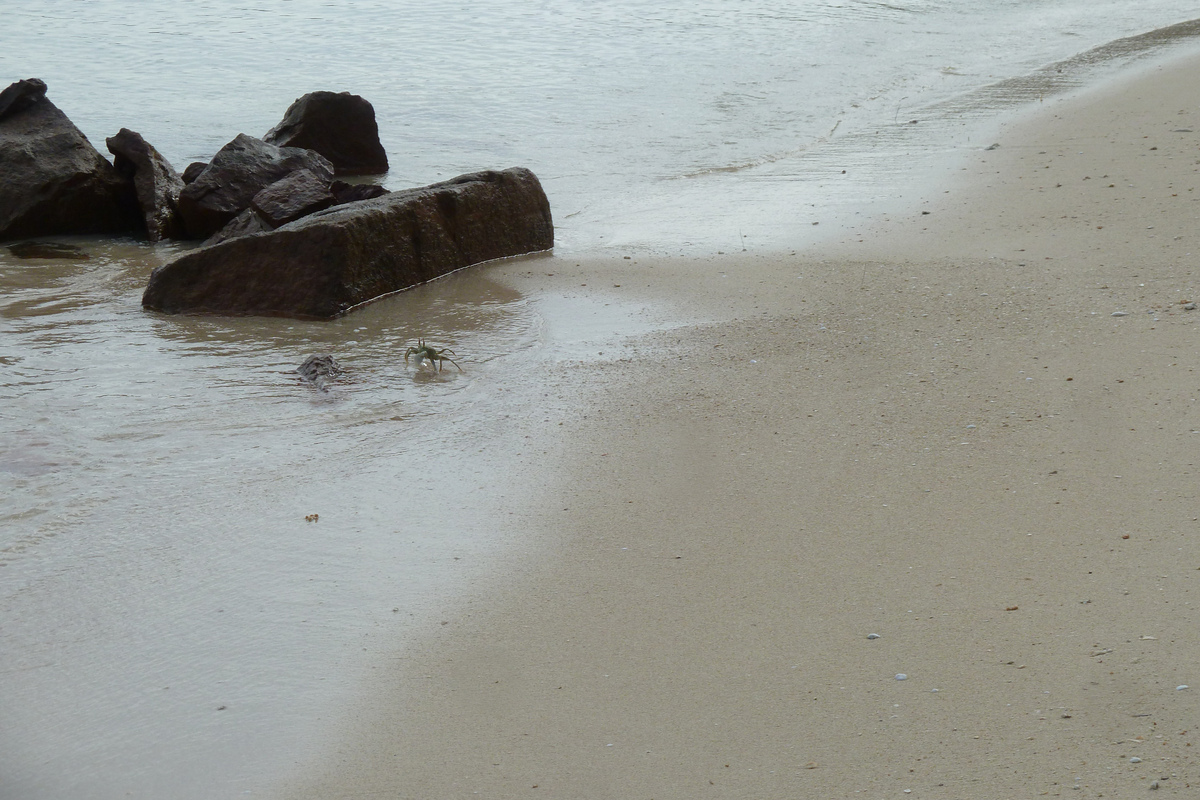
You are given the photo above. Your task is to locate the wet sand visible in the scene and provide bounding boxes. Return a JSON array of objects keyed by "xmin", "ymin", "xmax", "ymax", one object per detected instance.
[{"xmin": 279, "ymin": 49, "xmax": 1200, "ymax": 797}]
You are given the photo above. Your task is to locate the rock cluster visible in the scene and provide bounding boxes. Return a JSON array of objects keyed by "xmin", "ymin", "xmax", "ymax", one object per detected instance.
[
  {"xmin": 178, "ymin": 133, "xmax": 336, "ymax": 239},
  {"xmin": 0, "ymin": 81, "xmax": 392, "ymax": 244},
  {"xmin": 0, "ymin": 80, "xmax": 554, "ymax": 318}
]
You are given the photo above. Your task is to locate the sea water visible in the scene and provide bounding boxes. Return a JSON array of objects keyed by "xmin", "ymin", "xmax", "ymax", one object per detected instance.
[
  {"xmin": 7, "ymin": 0, "xmax": 1200, "ymax": 252},
  {"xmin": 3, "ymin": 2, "xmax": 1200, "ymax": 797}
]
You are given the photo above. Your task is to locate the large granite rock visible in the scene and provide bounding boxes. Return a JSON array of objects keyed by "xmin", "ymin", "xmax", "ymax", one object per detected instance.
[
  {"xmin": 264, "ymin": 91, "xmax": 388, "ymax": 176},
  {"xmin": 143, "ymin": 167, "xmax": 553, "ymax": 319},
  {"xmin": 0, "ymin": 78, "xmax": 140, "ymax": 240},
  {"xmin": 106, "ymin": 128, "xmax": 185, "ymax": 241},
  {"xmin": 176, "ymin": 133, "xmax": 333, "ymax": 239}
]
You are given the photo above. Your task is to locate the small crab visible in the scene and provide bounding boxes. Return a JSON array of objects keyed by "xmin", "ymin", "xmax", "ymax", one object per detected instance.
[{"xmin": 404, "ymin": 338, "xmax": 462, "ymax": 372}]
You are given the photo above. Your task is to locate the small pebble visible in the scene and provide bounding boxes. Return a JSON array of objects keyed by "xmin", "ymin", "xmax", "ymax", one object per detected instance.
[
  {"xmin": 1184, "ymin": 303, "xmax": 1196, "ymax": 311},
  {"xmin": 1177, "ymin": 685, "xmax": 1189, "ymax": 691},
  {"xmin": 1111, "ymin": 311, "xmax": 1128, "ymax": 317},
  {"xmin": 895, "ymin": 673, "xmax": 908, "ymax": 681},
  {"xmin": 867, "ymin": 633, "xmax": 881, "ymax": 639},
  {"xmin": 1130, "ymin": 757, "xmax": 1142, "ymax": 763},
  {"xmin": 1151, "ymin": 779, "xmax": 1160, "ymax": 789}
]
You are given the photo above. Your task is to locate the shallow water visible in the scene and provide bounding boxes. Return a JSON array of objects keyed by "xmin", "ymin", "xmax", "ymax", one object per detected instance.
[
  {"xmin": 1, "ymin": 241, "xmax": 678, "ymax": 798},
  {"xmin": 5, "ymin": 2, "xmax": 1200, "ymax": 797}
]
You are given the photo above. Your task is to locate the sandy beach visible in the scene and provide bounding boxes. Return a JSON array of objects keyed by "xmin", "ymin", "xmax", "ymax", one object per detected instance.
[{"xmin": 279, "ymin": 49, "xmax": 1200, "ymax": 799}]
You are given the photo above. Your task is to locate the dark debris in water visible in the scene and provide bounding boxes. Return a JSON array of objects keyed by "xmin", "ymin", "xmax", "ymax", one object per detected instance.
[
  {"xmin": 296, "ymin": 354, "xmax": 343, "ymax": 391},
  {"xmin": 7, "ymin": 241, "xmax": 91, "ymax": 260}
]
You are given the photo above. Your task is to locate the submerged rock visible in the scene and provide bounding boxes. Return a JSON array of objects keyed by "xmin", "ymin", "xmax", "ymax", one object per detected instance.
[
  {"xmin": 0, "ymin": 78, "xmax": 140, "ymax": 241},
  {"xmin": 296, "ymin": 353, "xmax": 342, "ymax": 391},
  {"xmin": 176, "ymin": 133, "xmax": 333, "ymax": 239},
  {"xmin": 264, "ymin": 91, "xmax": 388, "ymax": 176},
  {"xmin": 143, "ymin": 167, "xmax": 553, "ymax": 319},
  {"xmin": 106, "ymin": 127, "xmax": 186, "ymax": 241},
  {"xmin": 7, "ymin": 240, "xmax": 90, "ymax": 260}
]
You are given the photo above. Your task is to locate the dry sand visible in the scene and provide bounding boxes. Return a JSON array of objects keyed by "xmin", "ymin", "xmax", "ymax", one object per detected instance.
[{"xmin": 280, "ymin": 50, "xmax": 1200, "ymax": 798}]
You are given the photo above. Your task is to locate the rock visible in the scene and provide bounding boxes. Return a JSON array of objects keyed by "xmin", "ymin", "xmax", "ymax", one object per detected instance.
[
  {"xmin": 176, "ymin": 133, "xmax": 333, "ymax": 239},
  {"xmin": 250, "ymin": 168, "xmax": 335, "ymax": 227},
  {"xmin": 106, "ymin": 128, "xmax": 186, "ymax": 241},
  {"xmin": 143, "ymin": 167, "xmax": 553, "ymax": 319},
  {"xmin": 330, "ymin": 180, "xmax": 389, "ymax": 205},
  {"xmin": 296, "ymin": 354, "xmax": 342, "ymax": 391},
  {"xmin": 7, "ymin": 241, "xmax": 90, "ymax": 260},
  {"xmin": 202, "ymin": 170, "xmax": 338, "ymax": 245},
  {"xmin": 181, "ymin": 161, "xmax": 207, "ymax": 184},
  {"xmin": 0, "ymin": 78, "xmax": 47, "ymax": 121},
  {"xmin": 0, "ymin": 79, "xmax": 140, "ymax": 241},
  {"xmin": 264, "ymin": 91, "xmax": 388, "ymax": 176},
  {"xmin": 203, "ymin": 207, "xmax": 273, "ymax": 246}
]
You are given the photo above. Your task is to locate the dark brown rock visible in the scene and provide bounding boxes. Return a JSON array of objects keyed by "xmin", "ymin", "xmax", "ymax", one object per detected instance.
[
  {"xmin": 264, "ymin": 91, "xmax": 388, "ymax": 176},
  {"xmin": 203, "ymin": 208, "xmax": 273, "ymax": 246},
  {"xmin": 250, "ymin": 168, "xmax": 335, "ymax": 227},
  {"xmin": 0, "ymin": 79, "xmax": 140, "ymax": 241},
  {"xmin": 176, "ymin": 133, "xmax": 333, "ymax": 239},
  {"xmin": 296, "ymin": 354, "xmax": 342, "ymax": 391},
  {"xmin": 7, "ymin": 241, "xmax": 90, "ymax": 260},
  {"xmin": 106, "ymin": 128, "xmax": 186, "ymax": 241},
  {"xmin": 330, "ymin": 180, "xmax": 389, "ymax": 205},
  {"xmin": 143, "ymin": 167, "xmax": 553, "ymax": 319},
  {"xmin": 181, "ymin": 161, "xmax": 207, "ymax": 184},
  {"xmin": 202, "ymin": 169, "xmax": 339, "ymax": 245},
  {"xmin": 0, "ymin": 79, "xmax": 47, "ymax": 121}
]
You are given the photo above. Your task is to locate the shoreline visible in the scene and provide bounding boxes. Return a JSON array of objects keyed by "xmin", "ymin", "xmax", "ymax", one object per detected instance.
[{"xmin": 277, "ymin": 49, "xmax": 1200, "ymax": 798}]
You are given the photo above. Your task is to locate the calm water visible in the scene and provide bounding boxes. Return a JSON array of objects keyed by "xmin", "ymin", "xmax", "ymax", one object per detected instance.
[
  {"xmin": 7, "ymin": 0, "xmax": 1200, "ymax": 252},
  {"xmin": 4, "ymin": 2, "xmax": 1200, "ymax": 797}
]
